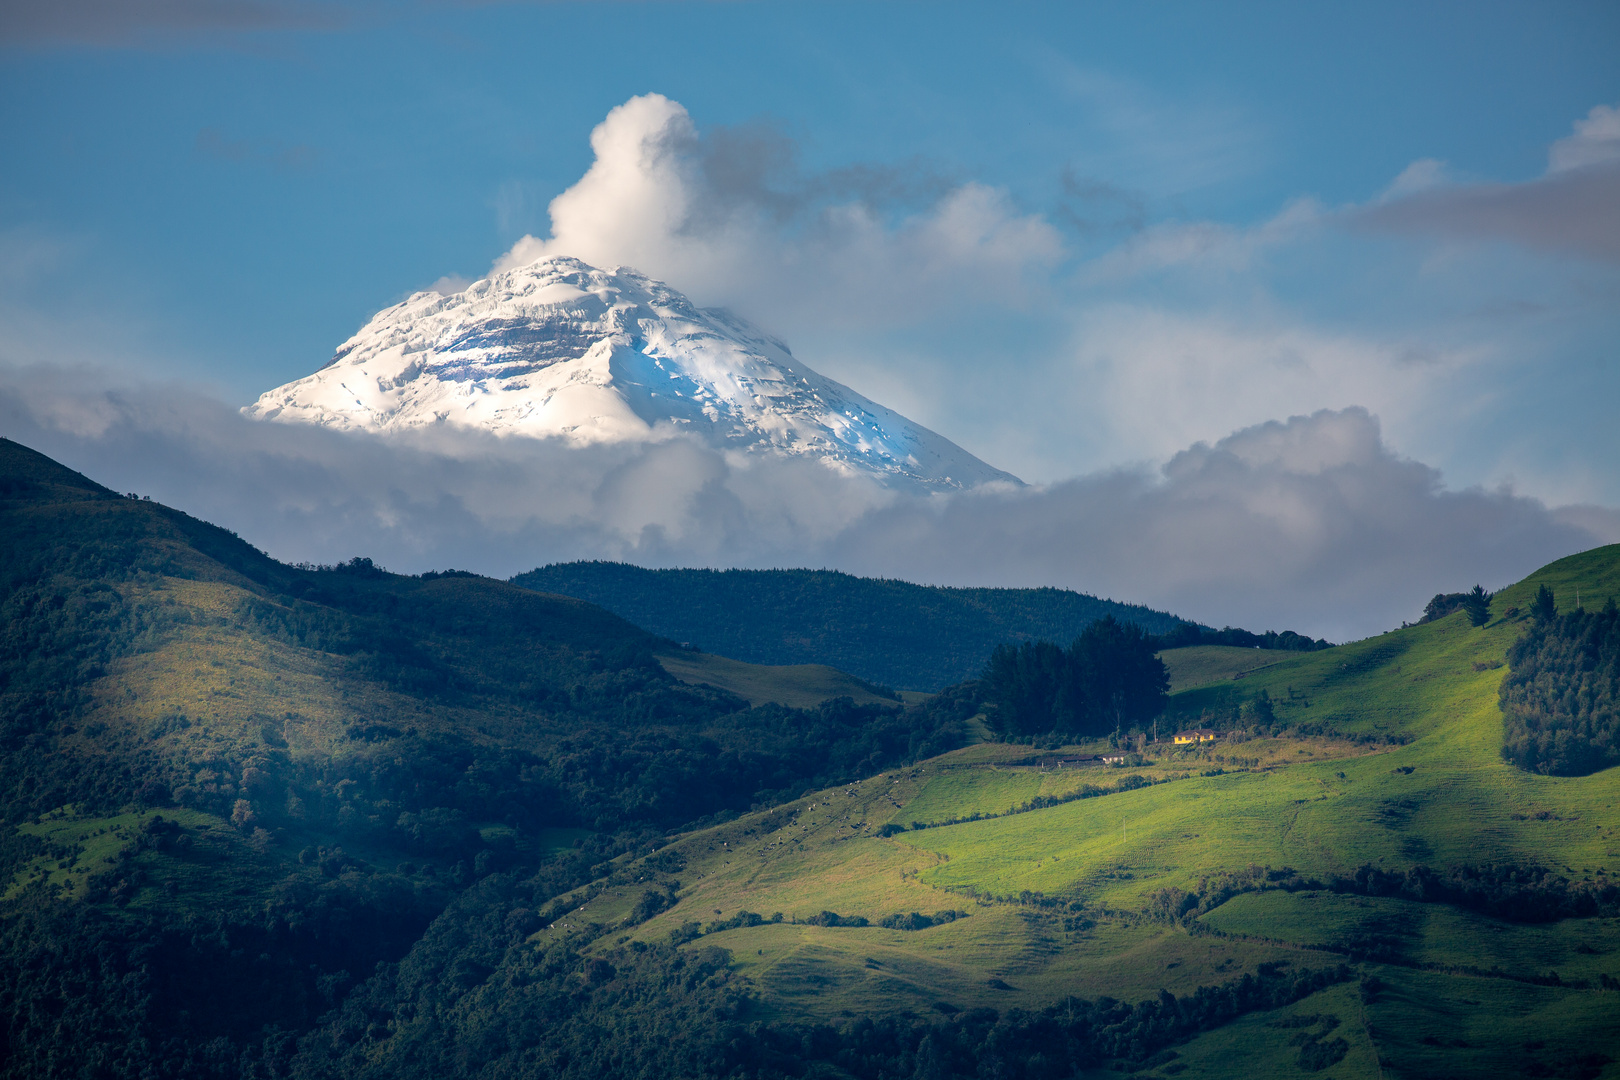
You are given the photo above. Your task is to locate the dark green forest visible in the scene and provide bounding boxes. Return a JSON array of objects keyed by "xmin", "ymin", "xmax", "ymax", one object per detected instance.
[
  {"xmin": 510, "ymin": 562, "xmax": 1190, "ymax": 691},
  {"xmin": 1149, "ymin": 622, "xmax": 1333, "ymax": 652},
  {"xmin": 0, "ymin": 438, "xmax": 970, "ymax": 1077},
  {"xmin": 1500, "ymin": 586, "xmax": 1619, "ymax": 775},
  {"xmin": 980, "ymin": 617, "xmax": 1170, "ymax": 739}
]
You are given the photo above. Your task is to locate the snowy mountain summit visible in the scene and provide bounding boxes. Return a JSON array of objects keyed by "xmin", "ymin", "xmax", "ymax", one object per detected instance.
[{"xmin": 246, "ymin": 256, "xmax": 1018, "ymax": 491}]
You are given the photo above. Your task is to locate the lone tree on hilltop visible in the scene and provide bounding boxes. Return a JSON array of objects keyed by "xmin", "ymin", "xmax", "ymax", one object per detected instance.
[
  {"xmin": 1463, "ymin": 584, "xmax": 1493, "ymax": 627},
  {"xmin": 1531, "ymin": 583, "xmax": 1557, "ymax": 622}
]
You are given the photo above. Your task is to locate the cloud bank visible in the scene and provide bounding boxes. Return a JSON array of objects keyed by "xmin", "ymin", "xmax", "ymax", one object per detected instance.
[
  {"xmin": 457, "ymin": 93, "xmax": 1620, "ymax": 507},
  {"xmin": 1357, "ymin": 103, "xmax": 1620, "ymax": 262},
  {"xmin": 5, "ymin": 365, "xmax": 1613, "ymax": 643}
]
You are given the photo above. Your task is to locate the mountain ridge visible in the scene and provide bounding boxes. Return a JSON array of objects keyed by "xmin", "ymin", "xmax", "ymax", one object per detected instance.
[
  {"xmin": 246, "ymin": 256, "xmax": 1019, "ymax": 492},
  {"xmin": 511, "ymin": 561, "xmax": 1190, "ymax": 691}
]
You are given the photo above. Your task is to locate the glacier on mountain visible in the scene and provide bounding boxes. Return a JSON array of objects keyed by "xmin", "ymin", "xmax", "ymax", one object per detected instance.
[{"xmin": 245, "ymin": 256, "xmax": 1019, "ymax": 492}]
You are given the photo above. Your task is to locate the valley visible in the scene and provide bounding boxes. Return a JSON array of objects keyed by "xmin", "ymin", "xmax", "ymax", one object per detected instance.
[
  {"xmin": 497, "ymin": 545, "xmax": 1620, "ymax": 1076},
  {"xmin": 1, "ymin": 436, "xmax": 1616, "ymax": 1079}
]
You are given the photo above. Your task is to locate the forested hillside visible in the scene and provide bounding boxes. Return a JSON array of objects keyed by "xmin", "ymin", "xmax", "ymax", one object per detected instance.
[
  {"xmin": 511, "ymin": 561, "xmax": 1188, "ymax": 690},
  {"xmin": 1500, "ymin": 586, "xmax": 1620, "ymax": 776},
  {"xmin": 0, "ymin": 438, "xmax": 970, "ymax": 1077},
  {"xmin": 4, "ymin": 437, "xmax": 1618, "ymax": 1080}
]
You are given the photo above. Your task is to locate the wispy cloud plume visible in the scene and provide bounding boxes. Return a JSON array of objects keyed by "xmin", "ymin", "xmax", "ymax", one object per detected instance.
[{"xmin": 491, "ymin": 94, "xmax": 1064, "ymax": 332}]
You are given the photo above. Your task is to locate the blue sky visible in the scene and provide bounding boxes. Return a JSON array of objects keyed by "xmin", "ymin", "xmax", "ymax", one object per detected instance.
[{"xmin": 2, "ymin": 1, "xmax": 1618, "ymax": 634}]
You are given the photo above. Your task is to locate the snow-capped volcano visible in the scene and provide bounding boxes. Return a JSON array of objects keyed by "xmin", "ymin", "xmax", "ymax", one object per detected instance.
[{"xmin": 245, "ymin": 257, "xmax": 1019, "ymax": 491}]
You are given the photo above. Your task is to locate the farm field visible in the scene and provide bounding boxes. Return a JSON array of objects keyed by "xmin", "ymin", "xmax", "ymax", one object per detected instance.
[{"xmin": 553, "ymin": 545, "xmax": 1620, "ymax": 1078}]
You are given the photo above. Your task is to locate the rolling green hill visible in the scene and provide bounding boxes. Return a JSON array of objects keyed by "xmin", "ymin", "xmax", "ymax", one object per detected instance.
[
  {"xmin": 495, "ymin": 545, "xmax": 1620, "ymax": 1079},
  {"xmin": 0, "ymin": 438, "xmax": 971, "ymax": 1078},
  {"xmin": 3, "ymin": 436, "xmax": 1617, "ymax": 1080},
  {"xmin": 510, "ymin": 561, "xmax": 1191, "ymax": 690}
]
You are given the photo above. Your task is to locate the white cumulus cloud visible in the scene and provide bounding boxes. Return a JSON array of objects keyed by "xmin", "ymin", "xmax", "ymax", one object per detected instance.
[
  {"xmin": 1549, "ymin": 104, "xmax": 1620, "ymax": 173},
  {"xmin": 491, "ymin": 94, "xmax": 1064, "ymax": 332}
]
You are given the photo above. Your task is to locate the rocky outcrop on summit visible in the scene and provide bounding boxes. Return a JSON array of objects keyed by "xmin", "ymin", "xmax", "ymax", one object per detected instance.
[{"xmin": 246, "ymin": 256, "xmax": 1018, "ymax": 491}]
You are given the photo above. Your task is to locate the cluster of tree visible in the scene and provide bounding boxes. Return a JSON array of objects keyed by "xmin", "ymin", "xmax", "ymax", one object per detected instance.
[
  {"xmin": 666, "ymin": 909, "xmax": 784, "ymax": 946},
  {"xmin": 1420, "ymin": 584, "xmax": 1493, "ymax": 626},
  {"xmin": 511, "ymin": 561, "xmax": 1188, "ymax": 691},
  {"xmin": 981, "ymin": 616, "xmax": 1170, "ymax": 737},
  {"xmin": 1273, "ymin": 1014, "xmax": 1350, "ymax": 1072},
  {"xmin": 878, "ymin": 909, "xmax": 967, "ymax": 930},
  {"xmin": 1322, "ymin": 861, "xmax": 1620, "ymax": 922},
  {"xmin": 1150, "ymin": 622, "xmax": 1334, "ymax": 652},
  {"xmin": 0, "ymin": 869, "xmax": 451, "ymax": 1071},
  {"xmin": 260, "ymin": 693, "xmax": 968, "ymax": 852},
  {"xmin": 1500, "ymin": 586, "xmax": 1619, "ymax": 775}
]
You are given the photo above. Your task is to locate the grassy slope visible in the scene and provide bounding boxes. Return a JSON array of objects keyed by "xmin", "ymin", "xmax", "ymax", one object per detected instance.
[
  {"xmin": 1158, "ymin": 643, "xmax": 1293, "ymax": 692},
  {"xmin": 0, "ymin": 437, "xmax": 882, "ymax": 914},
  {"xmin": 553, "ymin": 545, "xmax": 1620, "ymax": 1077},
  {"xmin": 4, "ymin": 806, "xmax": 272, "ymax": 906},
  {"xmin": 655, "ymin": 650, "xmax": 898, "ymax": 709}
]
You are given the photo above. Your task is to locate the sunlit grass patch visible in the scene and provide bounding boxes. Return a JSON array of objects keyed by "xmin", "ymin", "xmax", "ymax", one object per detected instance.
[
  {"xmin": 6, "ymin": 806, "xmax": 251, "ymax": 905},
  {"xmin": 1163, "ymin": 980, "xmax": 1382, "ymax": 1080},
  {"xmin": 1159, "ymin": 644, "xmax": 1292, "ymax": 692}
]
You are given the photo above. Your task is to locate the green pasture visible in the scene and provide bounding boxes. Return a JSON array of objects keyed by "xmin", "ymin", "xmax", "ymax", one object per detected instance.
[
  {"xmin": 557, "ymin": 545, "xmax": 1620, "ymax": 1071},
  {"xmin": 1154, "ymin": 980, "xmax": 1382, "ymax": 1080},
  {"xmin": 5, "ymin": 805, "xmax": 274, "ymax": 908},
  {"xmin": 74, "ymin": 575, "xmax": 512, "ymax": 763},
  {"xmin": 698, "ymin": 914, "xmax": 1304, "ymax": 1023},
  {"xmin": 1158, "ymin": 644, "xmax": 1292, "ymax": 692},
  {"xmin": 1170, "ymin": 544, "xmax": 1620, "ymax": 737},
  {"xmin": 1202, "ymin": 889, "xmax": 1620, "ymax": 982},
  {"xmin": 656, "ymin": 649, "xmax": 897, "ymax": 708},
  {"xmin": 891, "ymin": 767, "xmax": 1048, "ymax": 825},
  {"xmin": 1364, "ymin": 967, "xmax": 1620, "ymax": 1080},
  {"xmin": 1155, "ymin": 963, "xmax": 1620, "ymax": 1080},
  {"xmin": 897, "ymin": 700, "xmax": 1619, "ymax": 909},
  {"xmin": 5, "ymin": 808, "xmax": 162, "ymax": 901},
  {"xmin": 1495, "ymin": 543, "xmax": 1620, "ymax": 616}
]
